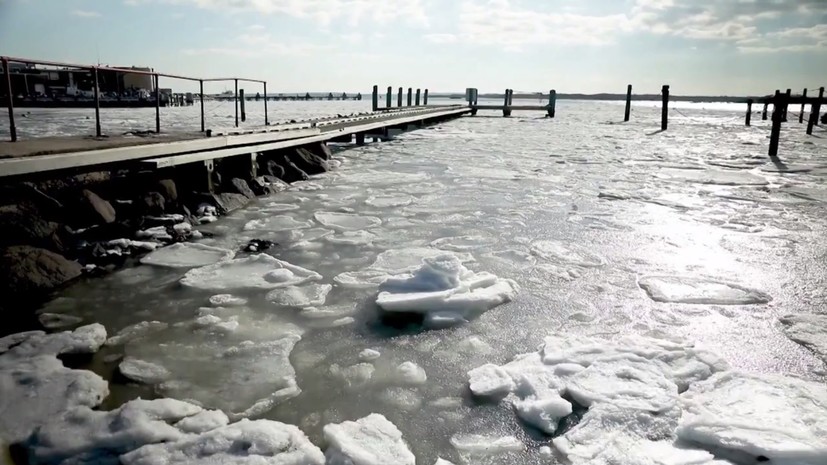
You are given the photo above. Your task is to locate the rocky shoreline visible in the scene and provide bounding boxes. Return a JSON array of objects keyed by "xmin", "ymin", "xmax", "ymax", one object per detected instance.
[{"xmin": 0, "ymin": 142, "xmax": 335, "ymax": 333}]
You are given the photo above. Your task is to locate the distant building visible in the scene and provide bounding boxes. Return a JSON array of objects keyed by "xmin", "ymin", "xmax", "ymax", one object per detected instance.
[{"xmin": 1, "ymin": 64, "xmax": 157, "ymax": 100}]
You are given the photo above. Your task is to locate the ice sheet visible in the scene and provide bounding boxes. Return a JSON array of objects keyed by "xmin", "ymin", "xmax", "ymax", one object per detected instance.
[
  {"xmin": 139, "ymin": 243, "xmax": 234, "ymax": 268},
  {"xmin": 180, "ymin": 254, "xmax": 322, "ymax": 291},
  {"xmin": 323, "ymin": 414, "xmax": 415, "ymax": 465}
]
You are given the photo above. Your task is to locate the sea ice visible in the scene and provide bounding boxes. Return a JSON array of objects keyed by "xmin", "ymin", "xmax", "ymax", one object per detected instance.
[
  {"xmin": 566, "ymin": 358, "xmax": 679, "ymax": 412},
  {"xmin": 243, "ymin": 215, "xmax": 313, "ymax": 232},
  {"xmin": 366, "ymin": 194, "xmax": 413, "ymax": 208},
  {"xmin": 779, "ymin": 313, "xmax": 827, "ymax": 361},
  {"xmin": 359, "ymin": 349, "xmax": 381, "ymax": 361},
  {"xmin": 105, "ymin": 321, "xmax": 169, "ymax": 346},
  {"xmin": 677, "ymin": 371, "xmax": 827, "ymax": 464},
  {"xmin": 173, "ymin": 409, "xmax": 229, "ymax": 434},
  {"xmin": 326, "ymin": 230, "xmax": 378, "ymax": 245},
  {"xmin": 37, "ymin": 312, "xmax": 83, "ymax": 330},
  {"xmin": 530, "ymin": 240, "xmax": 605, "ymax": 267},
  {"xmin": 330, "ymin": 363, "xmax": 375, "ymax": 390},
  {"xmin": 638, "ymin": 276, "xmax": 771, "ymax": 305},
  {"xmin": 323, "ymin": 414, "xmax": 415, "ymax": 465},
  {"xmin": 180, "ymin": 254, "xmax": 322, "ymax": 291},
  {"xmin": 431, "ymin": 235, "xmax": 495, "ymax": 251},
  {"xmin": 395, "ymin": 361, "xmax": 427, "ymax": 385},
  {"xmin": 266, "ymin": 283, "xmax": 333, "ymax": 308},
  {"xmin": 370, "ymin": 248, "xmax": 475, "ymax": 273},
  {"xmin": 512, "ymin": 393, "xmax": 572, "ymax": 434},
  {"xmin": 314, "ymin": 211, "xmax": 381, "ymax": 231},
  {"xmin": 208, "ymin": 294, "xmax": 248, "ymax": 307},
  {"xmin": 449, "ymin": 434, "xmax": 523, "ymax": 455},
  {"xmin": 139, "ymin": 243, "xmax": 234, "ymax": 268},
  {"xmin": 119, "ymin": 358, "xmax": 171, "ymax": 384},
  {"xmin": 376, "ymin": 254, "xmax": 518, "ymax": 324}
]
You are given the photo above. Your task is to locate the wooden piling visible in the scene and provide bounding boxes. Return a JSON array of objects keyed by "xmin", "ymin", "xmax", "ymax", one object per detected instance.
[
  {"xmin": 386, "ymin": 86, "xmax": 392, "ymax": 108},
  {"xmin": 407, "ymin": 88, "xmax": 413, "ymax": 106},
  {"xmin": 415, "ymin": 89, "xmax": 421, "ymax": 106},
  {"xmin": 93, "ymin": 67, "xmax": 102, "ymax": 137},
  {"xmin": 508, "ymin": 89, "xmax": 514, "ymax": 106},
  {"xmin": 799, "ymin": 88, "xmax": 808, "ymax": 123},
  {"xmin": 234, "ymin": 79, "xmax": 239, "ymax": 127},
  {"xmin": 398, "ymin": 87, "xmax": 403, "ymax": 107},
  {"xmin": 2, "ymin": 57, "xmax": 16, "ymax": 142},
  {"xmin": 356, "ymin": 133, "xmax": 366, "ymax": 146},
  {"xmin": 624, "ymin": 84, "xmax": 632, "ymax": 122},
  {"xmin": 240, "ymin": 89, "xmax": 246, "ymax": 122},
  {"xmin": 424, "ymin": 89, "xmax": 429, "ymax": 105},
  {"xmin": 372, "ymin": 85, "xmax": 378, "ymax": 111},
  {"xmin": 548, "ymin": 90, "xmax": 556, "ymax": 118},
  {"xmin": 769, "ymin": 90, "xmax": 783, "ymax": 157},
  {"xmin": 199, "ymin": 80, "xmax": 205, "ymax": 132},
  {"xmin": 263, "ymin": 82, "xmax": 268, "ymax": 125},
  {"xmin": 503, "ymin": 89, "xmax": 511, "ymax": 117},
  {"xmin": 807, "ymin": 87, "xmax": 824, "ymax": 135},
  {"xmin": 782, "ymin": 88, "xmax": 791, "ymax": 122},
  {"xmin": 745, "ymin": 99, "xmax": 752, "ymax": 126},
  {"xmin": 155, "ymin": 74, "xmax": 161, "ymax": 133},
  {"xmin": 661, "ymin": 85, "xmax": 669, "ymax": 131},
  {"xmin": 762, "ymin": 102, "xmax": 768, "ymax": 120}
]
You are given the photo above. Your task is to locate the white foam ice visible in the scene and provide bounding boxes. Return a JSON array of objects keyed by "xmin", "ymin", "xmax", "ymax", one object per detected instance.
[
  {"xmin": 512, "ymin": 393, "xmax": 572, "ymax": 435},
  {"xmin": 136, "ymin": 226, "xmax": 173, "ymax": 242},
  {"xmin": 434, "ymin": 458, "xmax": 456, "ymax": 465},
  {"xmin": 314, "ymin": 211, "xmax": 381, "ymax": 231},
  {"xmin": 431, "ymin": 235, "xmax": 496, "ymax": 252},
  {"xmin": 395, "ymin": 361, "xmax": 427, "ymax": 385},
  {"xmin": 370, "ymin": 248, "xmax": 475, "ymax": 273},
  {"xmin": 334, "ymin": 270, "xmax": 392, "ymax": 289},
  {"xmin": 323, "ymin": 414, "xmax": 415, "ymax": 465},
  {"xmin": 449, "ymin": 434, "xmax": 523, "ymax": 457},
  {"xmin": 105, "ymin": 321, "xmax": 169, "ymax": 347},
  {"xmin": 107, "ymin": 239, "xmax": 159, "ymax": 251},
  {"xmin": 330, "ymin": 363, "xmax": 375, "ymax": 390},
  {"xmin": 180, "ymin": 254, "xmax": 322, "ymax": 291},
  {"xmin": 376, "ymin": 254, "xmax": 518, "ymax": 326},
  {"xmin": 638, "ymin": 276, "xmax": 771, "ymax": 305},
  {"xmin": 359, "ymin": 349, "xmax": 381, "ymax": 361},
  {"xmin": 121, "ymin": 419, "xmax": 324, "ymax": 465},
  {"xmin": 530, "ymin": 240, "xmax": 605, "ymax": 268},
  {"xmin": 366, "ymin": 194, "xmax": 413, "ymax": 208},
  {"xmin": 677, "ymin": 371, "xmax": 827, "ymax": 464},
  {"xmin": 266, "ymin": 283, "xmax": 332, "ymax": 307},
  {"xmin": 174, "ymin": 409, "xmax": 230, "ymax": 434},
  {"xmin": 243, "ymin": 215, "xmax": 313, "ymax": 232},
  {"xmin": 119, "ymin": 358, "xmax": 171, "ymax": 384},
  {"xmin": 0, "ymin": 330, "xmax": 44, "ymax": 354},
  {"xmin": 326, "ymin": 230, "xmax": 378, "ymax": 245},
  {"xmin": 208, "ymin": 294, "xmax": 248, "ymax": 307},
  {"xmin": 779, "ymin": 313, "xmax": 827, "ymax": 361},
  {"xmin": 139, "ymin": 242, "xmax": 234, "ymax": 268},
  {"xmin": 263, "ymin": 202, "xmax": 300, "ymax": 212}
]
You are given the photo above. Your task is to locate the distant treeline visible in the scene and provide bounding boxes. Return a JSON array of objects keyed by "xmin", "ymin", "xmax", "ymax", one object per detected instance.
[{"xmin": 432, "ymin": 93, "xmax": 766, "ymax": 103}]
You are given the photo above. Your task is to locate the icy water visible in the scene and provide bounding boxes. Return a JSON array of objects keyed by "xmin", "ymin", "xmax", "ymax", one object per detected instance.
[{"xmin": 11, "ymin": 100, "xmax": 827, "ymax": 464}]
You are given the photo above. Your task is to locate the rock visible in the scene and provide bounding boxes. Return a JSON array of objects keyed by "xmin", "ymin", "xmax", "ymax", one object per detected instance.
[
  {"xmin": 275, "ymin": 155, "xmax": 309, "ymax": 183},
  {"xmin": 0, "ymin": 246, "xmax": 82, "ymax": 297},
  {"xmin": 229, "ymin": 178, "xmax": 256, "ymax": 200},
  {"xmin": 244, "ymin": 239, "xmax": 276, "ymax": 252},
  {"xmin": 80, "ymin": 189, "xmax": 116, "ymax": 224},
  {"xmin": 141, "ymin": 192, "xmax": 166, "ymax": 216},
  {"xmin": 307, "ymin": 142, "xmax": 333, "ymax": 160},
  {"xmin": 156, "ymin": 179, "xmax": 178, "ymax": 204},
  {"xmin": 30, "ymin": 171, "xmax": 111, "ymax": 198},
  {"xmin": 264, "ymin": 159, "xmax": 285, "ymax": 179},
  {"xmin": 248, "ymin": 177, "xmax": 272, "ymax": 196},
  {"xmin": 262, "ymin": 176, "xmax": 290, "ymax": 192},
  {"xmin": 210, "ymin": 193, "xmax": 250, "ymax": 214},
  {"xmin": 822, "ymin": 113, "xmax": 827, "ymax": 125},
  {"xmin": 291, "ymin": 148, "xmax": 329, "ymax": 175},
  {"xmin": 0, "ymin": 203, "xmax": 64, "ymax": 251}
]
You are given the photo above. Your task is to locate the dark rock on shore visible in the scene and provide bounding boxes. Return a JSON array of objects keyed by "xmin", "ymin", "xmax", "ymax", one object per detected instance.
[
  {"xmin": 0, "ymin": 246, "xmax": 82, "ymax": 297},
  {"xmin": 210, "ymin": 193, "xmax": 251, "ymax": 214},
  {"xmin": 0, "ymin": 203, "xmax": 65, "ymax": 252},
  {"xmin": 80, "ymin": 190, "xmax": 116, "ymax": 225},
  {"xmin": 141, "ymin": 192, "xmax": 166, "ymax": 216},
  {"xmin": 230, "ymin": 178, "xmax": 257, "ymax": 200},
  {"xmin": 292, "ymin": 148, "xmax": 329, "ymax": 175},
  {"xmin": 264, "ymin": 160, "xmax": 285, "ymax": 179},
  {"xmin": 275, "ymin": 155, "xmax": 309, "ymax": 183}
]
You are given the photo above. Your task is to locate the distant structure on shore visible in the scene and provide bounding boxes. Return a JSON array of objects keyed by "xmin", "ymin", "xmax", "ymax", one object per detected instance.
[{"xmin": 436, "ymin": 91, "xmax": 764, "ymax": 103}]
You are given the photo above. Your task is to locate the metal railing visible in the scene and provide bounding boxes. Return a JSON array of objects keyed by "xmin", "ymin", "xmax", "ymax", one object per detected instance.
[{"xmin": 1, "ymin": 55, "xmax": 270, "ymax": 142}]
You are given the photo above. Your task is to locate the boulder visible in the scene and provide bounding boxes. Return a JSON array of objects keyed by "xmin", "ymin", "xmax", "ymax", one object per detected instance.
[
  {"xmin": 30, "ymin": 171, "xmax": 112, "ymax": 198},
  {"xmin": 0, "ymin": 246, "xmax": 82, "ymax": 297},
  {"xmin": 210, "ymin": 193, "xmax": 251, "ymax": 214},
  {"xmin": 80, "ymin": 190, "xmax": 116, "ymax": 224},
  {"xmin": 248, "ymin": 177, "xmax": 272, "ymax": 196},
  {"xmin": 141, "ymin": 192, "xmax": 166, "ymax": 216},
  {"xmin": 229, "ymin": 178, "xmax": 256, "ymax": 200},
  {"xmin": 306, "ymin": 142, "xmax": 333, "ymax": 160},
  {"xmin": 0, "ymin": 203, "xmax": 64, "ymax": 252},
  {"xmin": 821, "ymin": 113, "xmax": 827, "ymax": 125},
  {"xmin": 276, "ymin": 155, "xmax": 309, "ymax": 183},
  {"xmin": 264, "ymin": 160, "xmax": 285, "ymax": 179},
  {"xmin": 262, "ymin": 176, "xmax": 289, "ymax": 193},
  {"xmin": 291, "ymin": 148, "xmax": 329, "ymax": 175},
  {"xmin": 156, "ymin": 179, "xmax": 178, "ymax": 204}
]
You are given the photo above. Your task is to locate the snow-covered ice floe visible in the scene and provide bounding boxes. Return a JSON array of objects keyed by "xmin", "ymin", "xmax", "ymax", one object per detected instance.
[
  {"xmin": 466, "ymin": 333, "xmax": 827, "ymax": 464},
  {"xmin": 139, "ymin": 242, "xmax": 235, "ymax": 268},
  {"xmin": 323, "ymin": 414, "xmax": 415, "ymax": 465},
  {"xmin": 376, "ymin": 253, "xmax": 518, "ymax": 327},
  {"xmin": 638, "ymin": 276, "xmax": 771, "ymax": 305},
  {"xmin": 180, "ymin": 254, "xmax": 322, "ymax": 291},
  {"xmin": 779, "ymin": 313, "xmax": 827, "ymax": 362}
]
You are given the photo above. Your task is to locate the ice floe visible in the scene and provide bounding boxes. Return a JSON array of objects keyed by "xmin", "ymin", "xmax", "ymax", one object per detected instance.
[
  {"xmin": 638, "ymin": 276, "xmax": 771, "ymax": 305},
  {"xmin": 180, "ymin": 254, "xmax": 322, "ymax": 291},
  {"xmin": 314, "ymin": 211, "xmax": 381, "ymax": 231},
  {"xmin": 139, "ymin": 242, "xmax": 234, "ymax": 268},
  {"xmin": 530, "ymin": 240, "xmax": 606, "ymax": 268},
  {"xmin": 323, "ymin": 414, "xmax": 415, "ymax": 465},
  {"xmin": 779, "ymin": 313, "xmax": 827, "ymax": 361},
  {"xmin": 105, "ymin": 321, "xmax": 169, "ymax": 347},
  {"xmin": 243, "ymin": 215, "xmax": 313, "ymax": 232},
  {"xmin": 266, "ymin": 283, "xmax": 332, "ymax": 307}
]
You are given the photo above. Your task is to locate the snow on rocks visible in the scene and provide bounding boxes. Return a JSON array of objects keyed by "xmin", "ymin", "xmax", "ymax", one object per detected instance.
[
  {"xmin": 180, "ymin": 254, "xmax": 322, "ymax": 291},
  {"xmin": 779, "ymin": 313, "xmax": 827, "ymax": 361},
  {"xmin": 314, "ymin": 211, "xmax": 381, "ymax": 231},
  {"xmin": 323, "ymin": 414, "xmax": 415, "ymax": 465},
  {"xmin": 638, "ymin": 276, "xmax": 771, "ymax": 305},
  {"xmin": 677, "ymin": 371, "xmax": 827, "ymax": 464},
  {"xmin": 139, "ymin": 243, "xmax": 234, "ymax": 268},
  {"xmin": 376, "ymin": 253, "xmax": 518, "ymax": 326},
  {"xmin": 266, "ymin": 283, "xmax": 333, "ymax": 308}
]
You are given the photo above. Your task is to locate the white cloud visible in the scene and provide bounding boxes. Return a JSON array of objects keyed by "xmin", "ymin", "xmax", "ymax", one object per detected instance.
[
  {"xmin": 71, "ymin": 9, "xmax": 102, "ymax": 18},
  {"xmin": 248, "ymin": 24, "xmax": 266, "ymax": 30},
  {"xmin": 184, "ymin": 32, "xmax": 333, "ymax": 57}
]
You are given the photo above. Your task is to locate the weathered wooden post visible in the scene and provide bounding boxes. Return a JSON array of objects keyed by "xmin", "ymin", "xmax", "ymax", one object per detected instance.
[
  {"xmin": 503, "ymin": 88, "xmax": 511, "ymax": 117},
  {"xmin": 386, "ymin": 86, "xmax": 392, "ymax": 109},
  {"xmin": 807, "ymin": 87, "xmax": 824, "ymax": 135},
  {"xmin": 624, "ymin": 84, "xmax": 632, "ymax": 122},
  {"xmin": 199, "ymin": 79, "xmax": 205, "ymax": 132},
  {"xmin": 508, "ymin": 89, "xmax": 514, "ymax": 106},
  {"xmin": 415, "ymin": 88, "xmax": 421, "ymax": 106},
  {"xmin": 263, "ymin": 82, "xmax": 269, "ymax": 125},
  {"xmin": 398, "ymin": 87, "xmax": 403, "ymax": 107},
  {"xmin": 745, "ymin": 99, "xmax": 753, "ymax": 126},
  {"xmin": 240, "ymin": 89, "xmax": 246, "ymax": 122},
  {"xmin": 424, "ymin": 89, "xmax": 429, "ymax": 105},
  {"xmin": 372, "ymin": 85, "xmax": 378, "ymax": 111},
  {"xmin": 769, "ymin": 90, "xmax": 783, "ymax": 157},
  {"xmin": 2, "ymin": 57, "xmax": 16, "ymax": 142},
  {"xmin": 234, "ymin": 79, "xmax": 239, "ymax": 127},
  {"xmin": 762, "ymin": 101, "xmax": 768, "ymax": 120},
  {"xmin": 799, "ymin": 88, "xmax": 808, "ymax": 123},
  {"xmin": 661, "ymin": 85, "xmax": 669, "ymax": 130},
  {"xmin": 356, "ymin": 133, "xmax": 366, "ymax": 146},
  {"xmin": 548, "ymin": 90, "xmax": 556, "ymax": 118},
  {"xmin": 782, "ymin": 88, "xmax": 791, "ymax": 122},
  {"xmin": 155, "ymin": 74, "xmax": 161, "ymax": 133},
  {"xmin": 407, "ymin": 88, "xmax": 413, "ymax": 106},
  {"xmin": 92, "ymin": 67, "xmax": 102, "ymax": 137}
]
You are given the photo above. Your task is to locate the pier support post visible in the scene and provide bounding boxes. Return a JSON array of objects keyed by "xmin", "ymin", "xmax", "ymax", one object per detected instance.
[
  {"xmin": 155, "ymin": 74, "xmax": 161, "ymax": 133},
  {"xmin": 199, "ymin": 80, "xmax": 205, "ymax": 132},
  {"xmin": 807, "ymin": 87, "xmax": 824, "ymax": 135},
  {"xmin": 745, "ymin": 99, "xmax": 752, "ymax": 126},
  {"xmin": 762, "ymin": 102, "xmax": 768, "ymax": 120},
  {"xmin": 424, "ymin": 89, "xmax": 429, "ymax": 105},
  {"xmin": 240, "ymin": 89, "xmax": 246, "ymax": 123},
  {"xmin": 769, "ymin": 90, "xmax": 783, "ymax": 158},
  {"xmin": 398, "ymin": 87, "xmax": 403, "ymax": 107},
  {"xmin": 203, "ymin": 160, "xmax": 215, "ymax": 193},
  {"xmin": 2, "ymin": 57, "xmax": 16, "ymax": 142},
  {"xmin": 799, "ymin": 88, "xmax": 807, "ymax": 123},
  {"xmin": 93, "ymin": 67, "xmax": 102, "ymax": 137},
  {"xmin": 355, "ymin": 133, "xmax": 366, "ymax": 146},
  {"xmin": 781, "ymin": 88, "xmax": 791, "ymax": 122},
  {"xmin": 372, "ymin": 85, "xmax": 378, "ymax": 111},
  {"xmin": 407, "ymin": 88, "xmax": 413, "ymax": 106},
  {"xmin": 386, "ymin": 86, "xmax": 392, "ymax": 109},
  {"xmin": 234, "ymin": 79, "xmax": 239, "ymax": 127},
  {"xmin": 503, "ymin": 89, "xmax": 511, "ymax": 117},
  {"xmin": 624, "ymin": 84, "xmax": 632, "ymax": 122},
  {"xmin": 415, "ymin": 89, "xmax": 421, "ymax": 106},
  {"xmin": 263, "ymin": 82, "xmax": 269, "ymax": 125},
  {"xmin": 661, "ymin": 85, "xmax": 669, "ymax": 131},
  {"xmin": 548, "ymin": 90, "xmax": 556, "ymax": 118}
]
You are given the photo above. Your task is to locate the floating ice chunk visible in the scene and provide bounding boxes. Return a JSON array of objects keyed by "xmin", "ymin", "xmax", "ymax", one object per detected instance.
[
  {"xmin": 173, "ymin": 409, "xmax": 229, "ymax": 434},
  {"xmin": 25, "ymin": 398, "xmax": 203, "ymax": 465},
  {"xmin": 323, "ymin": 414, "xmax": 415, "ymax": 465},
  {"xmin": 378, "ymin": 387, "xmax": 422, "ymax": 412},
  {"xmin": 121, "ymin": 419, "xmax": 325, "ymax": 465},
  {"xmin": 37, "ymin": 312, "xmax": 83, "ymax": 330},
  {"xmin": 359, "ymin": 349, "xmax": 381, "ymax": 361},
  {"xmin": 314, "ymin": 211, "xmax": 381, "ymax": 231},
  {"xmin": 266, "ymin": 283, "xmax": 332, "ymax": 308},
  {"xmin": 6, "ymin": 323, "xmax": 107, "ymax": 357},
  {"xmin": 0, "ymin": 330, "xmax": 44, "ymax": 354},
  {"xmin": 395, "ymin": 361, "xmax": 427, "ymax": 385},
  {"xmin": 376, "ymin": 254, "xmax": 518, "ymax": 322},
  {"xmin": 299, "ymin": 303, "xmax": 357, "ymax": 320},
  {"xmin": 530, "ymin": 240, "xmax": 605, "ymax": 267},
  {"xmin": 136, "ymin": 226, "xmax": 172, "ymax": 242},
  {"xmin": 208, "ymin": 294, "xmax": 248, "ymax": 307},
  {"xmin": 468, "ymin": 364, "xmax": 516, "ymax": 397},
  {"xmin": 431, "ymin": 235, "xmax": 495, "ymax": 251},
  {"xmin": 119, "ymin": 358, "xmax": 171, "ymax": 384},
  {"xmin": 243, "ymin": 215, "xmax": 313, "ymax": 232},
  {"xmin": 567, "ymin": 357, "xmax": 679, "ymax": 412},
  {"xmin": 779, "ymin": 313, "xmax": 827, "ymax": 361},
  {"xmin": 334, "ymin": 270, "xmax": 391, "ymax": 289},
  {"xmin": 638, "ymin": 276, "xmax": 771, "ymax": 305},
  {"xmin": 180, "ymin": 254, "xmax": 322, "ymax": 291},
  {"xmin": 370, "ymin": 248, "xmax": 474, "ymax": 273},
  {"xmin": 107, "ymin": 239, "xmax": 159, "ymax": 251},
  {"xmin": 263, "ymin": 202, "xmax": 300, "ymax": 212},
  {"xmin": 140, "ymin": 243, "xmax": 234, "ymax": 268},
  {"xmin": 434, "ymin": 458, "xmax": 456, "ymax": 465},
  {"xmin": 330, "ymin": 363, "xmax": 375, "ymax": 390},
  {"xmin": 326, "ymin": 230, "xmax": 378, "ymax": 245},
  {"xmin": 366, "ymin": 194, "xmax": 413, "ymax": 208},
  {"xmin": 677, "ymin": 371, "xmax": 827, "ymax": 464},
  {"xmin": 105, "ymin": 321, "xmax": 168, "ymax": 347},
  {"xmin": 449, "ymin": 434, "xmax": 522, "ymax": 455},
  {"xmin": 513, "ymin": 393, "xmax": 572, "ymax": 434}
]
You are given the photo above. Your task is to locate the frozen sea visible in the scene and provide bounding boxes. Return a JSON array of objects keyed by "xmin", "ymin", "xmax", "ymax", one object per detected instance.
[{"xmin": 3, "ymin": 98, "xmax": 827, "ymax": 465}]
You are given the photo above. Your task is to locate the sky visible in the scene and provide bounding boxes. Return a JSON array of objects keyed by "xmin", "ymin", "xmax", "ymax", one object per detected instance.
[{"xmin": 0, "ymin": 0, "xmax": 825, "ymax": 95}]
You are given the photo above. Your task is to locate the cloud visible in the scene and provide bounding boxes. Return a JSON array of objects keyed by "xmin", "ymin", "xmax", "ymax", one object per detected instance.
[
  {"xmin": 71, "ymin": 9, "xmax": 102, "ymax": 17},
  {"xmin": 249, "ymin": 24, "xmax": 266, "ymax": 30},
  {"xmin": 184, "ymin": 32, "xmax": 333, "ymax": 57}
]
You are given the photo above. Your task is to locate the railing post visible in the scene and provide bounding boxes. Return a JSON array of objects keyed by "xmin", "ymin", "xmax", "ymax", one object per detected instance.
[
  {"xmin": 92, "ymin": 67, "xmax": 102, "ymax": 137},
  {"xmin": 782, "ymin": 88, "xmax": 791, "ymax": 122},
  {"xmin": 661, "ymin": 85, "xmax": 669, "ymax": 131},
  {"xmin": 807, "ymin": 87, "xmax": 824, "ymax": 135},
  {"xmin": 762, "ymin": 101, "xmax": 768, "ymax": 120},
  {"xmin": 548, "ymin": 89, "xmax": 556, "ymax": 118},
  {"xmin": 371, "ymin": 85, "xmax": 378, "ymax": 111},
  {"xmin": 398, "ymin": 87, "xmax": 403, "ymax": 107},
  {"xmin": 386, "ymin": 86, "xmax": 392, "ymax": 109},
  {"xmin": 199, "ymin": 79, "xmax": 205, "ymax": 132},
  {"xmin": 1, "ymin": 57, "xmax": 16, "ymax": 142},
  {"xmin": 745, "ymin": 99, "xmax": 752, "ymax": 126},
  {"xmin": 240, "ymin": 88, "xmax": 246, "ymax": 122},
  {"xmin": 508, "ymin": 89, "xmax": 514, "ymax": 106},
  {"xmin": 799, "ymin": 88, "xmax": 807, "ymax": 123},
  {"xmin": 154, "ymin": 73, "xmax": 161, "ymax": 133},
  {"xmin": 264, "ymin": 81, "xmax": 269, "ymax": 126},
  {"xmin": 234, "ymin": 79, "xmax": 239, "ymax": 127},
  {"xmin": 769, "ymin": 90, "xmax": 782, "ymax": 157},
  {"xmin": 503, "ymin": 88, "xmax": 511, "ymax": 117},
  {"xmin": 624, "ymin": 84, "xmax": 632, "ymax": 122},
  {"xmin": 407, "ymin": 88, "xmax": 412, "ymax": 106},
  {"xmin": 424, "ymin": 89, "xmax": 429, "ymax": 105},
  {"xmin": 415, "ymin": 88, "xmax": 421, "ymax": 106}
]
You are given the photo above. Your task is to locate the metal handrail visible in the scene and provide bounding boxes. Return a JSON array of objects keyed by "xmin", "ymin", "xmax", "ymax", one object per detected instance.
[{"xmin": 1, "ymin": 55, "xmax": 269, "ymax": 141}]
